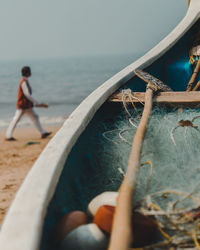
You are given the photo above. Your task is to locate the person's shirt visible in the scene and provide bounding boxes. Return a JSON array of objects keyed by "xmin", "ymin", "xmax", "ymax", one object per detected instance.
[{"xmin": 21, "ymin": 78, "xmax": 39, "ymax": 106}]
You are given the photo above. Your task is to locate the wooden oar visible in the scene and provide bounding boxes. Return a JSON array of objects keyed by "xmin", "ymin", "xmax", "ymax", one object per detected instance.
[
  {"xmin": 186, "ymin": 58, "xmax": 200, "ymax": 91},
  {"xmin": 108, "ymin": 70, "xmax": 172, "ymax": 250}
]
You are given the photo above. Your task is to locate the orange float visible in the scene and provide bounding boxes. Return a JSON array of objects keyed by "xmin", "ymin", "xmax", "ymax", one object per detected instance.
[
  {"xmin": 93, "ymin": 205, "xmax": 158, "ymax": 246},
  {"xmin": 93, "ymin": 205, "xmax": 114, "ymax": 233}
]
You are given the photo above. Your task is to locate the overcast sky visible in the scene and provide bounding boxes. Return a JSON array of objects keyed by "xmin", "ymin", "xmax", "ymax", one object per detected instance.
[{"xmin": 0, "ymin": 0, "xmax": 187, "ymax": 61}]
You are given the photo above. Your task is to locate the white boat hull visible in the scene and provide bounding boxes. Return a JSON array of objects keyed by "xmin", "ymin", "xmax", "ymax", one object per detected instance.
[{"xmin": 0, "ymin": 1, "xmax": 200, "ymax": 249}]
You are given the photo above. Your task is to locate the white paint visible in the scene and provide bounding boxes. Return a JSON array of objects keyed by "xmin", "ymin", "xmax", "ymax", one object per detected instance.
[
  {"xmin": 88, "ymin": 192, "xmax": 118, "ymax": 216},
  {"xmin": 0, "ymin": 1, "xmax": 200, "ymax": 249},
  {"xmin": 60, "ymin": 223, "xmax": 108, "ymax": 250}
]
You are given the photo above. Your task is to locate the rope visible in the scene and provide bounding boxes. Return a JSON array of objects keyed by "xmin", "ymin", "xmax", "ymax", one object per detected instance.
[
  {"xmin": 193, "ymin": 222, "xmax": 200, "ymax": 249},
  {"xmin": 146, "ymin": 202, "xmax": 173, "ymax": 242},
  {"xmin": 147, "ymin": 82, "xmax": 160, "ymax": 92},
  {"xmin": 189, "ymin": 46, "xmax": 200, "ymax": 65},
  {"xmin": 140, "ymin": 161, "xmax": 153, "ymax": 193},
  {"xmin": 121, "ymin": 89, "xmax": 143, "ymax": 118}
]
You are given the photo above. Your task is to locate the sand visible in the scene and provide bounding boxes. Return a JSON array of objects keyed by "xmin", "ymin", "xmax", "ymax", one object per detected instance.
[{"xmin": 0, "ymin": 125, "xmax": 62, "ymax": 224}]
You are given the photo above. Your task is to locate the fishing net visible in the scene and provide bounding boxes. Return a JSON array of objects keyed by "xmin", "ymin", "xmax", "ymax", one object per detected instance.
[
  {"xmin": 94, "ymin": 96, "xmax": 200, "ymax": 248},
  {"xmin": 41, "ymin": 87, "xmax": 200, "ymax": 250}
]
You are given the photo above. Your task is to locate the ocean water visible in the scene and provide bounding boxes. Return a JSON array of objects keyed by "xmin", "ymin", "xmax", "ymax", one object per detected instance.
[{"xmin": 0, "ymin": 53, "xmax": 142, "ymax": 129}]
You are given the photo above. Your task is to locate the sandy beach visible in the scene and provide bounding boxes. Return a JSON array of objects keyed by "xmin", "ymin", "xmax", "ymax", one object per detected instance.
[{"xmin": 0, "ymin": 125, "xmax": 62, "ymax": 224}]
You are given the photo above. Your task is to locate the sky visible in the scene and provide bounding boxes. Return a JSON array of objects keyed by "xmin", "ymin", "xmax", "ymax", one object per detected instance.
[{"xmin": 0, "ymin": 0, "xmax": 187, "ymax": 61}]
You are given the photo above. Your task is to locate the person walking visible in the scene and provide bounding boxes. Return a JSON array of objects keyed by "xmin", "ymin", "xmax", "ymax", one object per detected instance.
[{"xmin": 5, "ymin": 66, "xmax": 51, "ymax": 141}]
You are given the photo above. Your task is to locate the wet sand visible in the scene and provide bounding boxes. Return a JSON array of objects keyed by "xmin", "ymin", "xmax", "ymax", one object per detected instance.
[{"xmin": 0, "ymin": 125, "xmax": 61, "ymax": 224}]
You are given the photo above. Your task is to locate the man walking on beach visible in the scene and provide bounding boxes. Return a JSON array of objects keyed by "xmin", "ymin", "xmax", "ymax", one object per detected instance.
[{"xmin": 5, "ymin": 66, "xmax": 51, "ymax": 141}]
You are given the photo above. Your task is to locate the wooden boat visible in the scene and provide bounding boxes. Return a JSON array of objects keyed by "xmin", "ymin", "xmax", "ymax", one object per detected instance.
[{"xmin": 1, "ymin": 0, "xmax": 200, "ymax": 249}]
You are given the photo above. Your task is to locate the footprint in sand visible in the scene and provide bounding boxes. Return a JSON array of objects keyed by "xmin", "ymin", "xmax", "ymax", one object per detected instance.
[
  {"xmin": 0, "ymin": 208, "xmax": 5, "ymax": 214},
  {"xmin": 2, "ymin": 184, "xmax": 14, "ymax": 190},
  {"xmin": 12, "ymin": 154, "xmax": 19, "ymax": 157}
]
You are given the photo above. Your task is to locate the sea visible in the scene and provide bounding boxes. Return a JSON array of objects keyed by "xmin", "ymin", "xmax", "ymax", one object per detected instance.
[{"xmin": 0, "ymin": 53, "xmax": 143, "ymax": 129}]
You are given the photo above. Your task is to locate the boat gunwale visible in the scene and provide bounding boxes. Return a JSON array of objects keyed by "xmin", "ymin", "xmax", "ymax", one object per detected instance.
[{"xmin": 0, "ymin": 1, "xmax": 200, "ymax": 250}]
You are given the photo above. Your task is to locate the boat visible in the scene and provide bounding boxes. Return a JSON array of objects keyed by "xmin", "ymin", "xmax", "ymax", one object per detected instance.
[{"xmin": 1, "ymin": 0, "xmax": 200, "ymax": 249}]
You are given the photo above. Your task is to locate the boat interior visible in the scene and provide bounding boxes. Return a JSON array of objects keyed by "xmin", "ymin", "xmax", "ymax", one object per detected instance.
[{"xmin": 39, "ymin": 18, "xmax": 200, "ymax": 250}]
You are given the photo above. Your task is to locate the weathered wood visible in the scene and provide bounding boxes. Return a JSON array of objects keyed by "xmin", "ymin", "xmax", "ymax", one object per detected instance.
[
  {"xmin": 109, "ymin": 91, "xmax": 200, "ymax": 106},
  {"xmin": 192, "ymin": 80, "xmax": 200, "ymax": 91},
  {"xmin": 109, "ymin": 88, "xmax": 153, "ymax": 250},
  {"xmin": 134, "ymin": 69, "xmax": 172, "ymax": 92},
  {"xmin": 186, "ymin": 59, "xmax": 200, "ymax": 91}
]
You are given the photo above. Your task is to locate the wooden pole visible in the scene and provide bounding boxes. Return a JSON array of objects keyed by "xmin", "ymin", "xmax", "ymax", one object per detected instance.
[
  {"xmin": 108, "ymin": 88, "xmax": 153, "ymax": 250},
  {"xmin": 186, "ymin": 58, "xmax": 200, "ymax": 91},
  {"xmin": 187, "ymin": 0, "xmax": 191, "ymax": 8},
  {"xmin": 192, "ymin": 80, "xmax": 200, "ymax": 91}
]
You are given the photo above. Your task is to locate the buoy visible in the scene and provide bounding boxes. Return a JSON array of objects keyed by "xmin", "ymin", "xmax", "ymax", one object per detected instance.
[
  {"xmin": 88, "ymin": 191, "xmax": 118, "ymax": 216},
  {"xmin": 132, "ymin": 212, "xmax": 158, "ymax": 246},
  {"xmin": 93, "ymin": 206, "xmax": 158, "ymax": 247},
  {"xmin": 93, "ymin": 205, "xmax": 114, "ymax": 233},
  {"xmin": 60, "ymin": 223, "xmax": 108, "ymax": 250},
  {"xmin": 54, "ymin": 211, "xmax": 88, "ymax": 246}
]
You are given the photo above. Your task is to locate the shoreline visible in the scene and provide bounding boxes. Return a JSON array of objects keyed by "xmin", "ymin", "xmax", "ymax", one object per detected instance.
[{"xmin": 0, "ymin": 124, "xmax": 62, "ymax": 224}]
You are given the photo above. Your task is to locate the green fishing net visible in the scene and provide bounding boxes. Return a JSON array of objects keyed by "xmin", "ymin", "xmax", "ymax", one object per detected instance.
[{"xmin": 98, "ymin": 105, "xmax": 200, "ymax": 248}]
